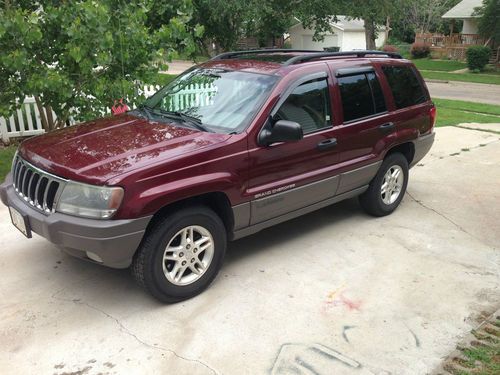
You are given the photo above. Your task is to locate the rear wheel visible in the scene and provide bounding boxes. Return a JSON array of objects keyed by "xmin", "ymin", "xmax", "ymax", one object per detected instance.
[
  {"xmin": 132, "ymin": 206, "xmax": 226, "ymax": 303},
  {"xmin": 359, "ymin": 153, "xmax": 409, "ymax": 217}
]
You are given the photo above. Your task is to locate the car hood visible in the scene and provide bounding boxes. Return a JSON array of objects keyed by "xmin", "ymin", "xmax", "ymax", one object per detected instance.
[{"xmin": 19, "ymin": 114, "xmax": 230, "ymax": 184}]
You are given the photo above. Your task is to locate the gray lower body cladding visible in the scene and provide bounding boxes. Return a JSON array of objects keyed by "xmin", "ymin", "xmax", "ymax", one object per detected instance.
[
  {"xmin": 0, "ymin": 174, "xmax": 152, "ymax": 269},
  {"xmin": 410, "ymin": 132, "xmax": 435, "ymax": 168},
  {"xmin": 232, "ymin": 160, "xmax": 382, "ymax": 240}
]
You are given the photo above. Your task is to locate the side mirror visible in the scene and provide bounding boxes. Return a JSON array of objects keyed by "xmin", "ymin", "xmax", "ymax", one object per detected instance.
[{"xmin": 258, "ymin": 120, "xmax": 303, "ymax": 146}]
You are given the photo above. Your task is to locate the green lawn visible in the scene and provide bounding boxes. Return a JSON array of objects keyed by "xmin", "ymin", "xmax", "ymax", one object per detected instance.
[
  {"xmin": 412, "ymin": 58, "xmax": 467, "ymax": 72},
  {"xmin": 0, "ymin": 145, "xmax": 17, "ymax": 183},
  {"xmin": 421, "ymin": 70, "xmax": 500, "ymax": 85},
  {"xmin": 434, "ymin": 98, "xmax": 500, "ymax": 127},
  {"xmin": 150, "ymin": 73, "xmax": 178, "ymax": 87}
]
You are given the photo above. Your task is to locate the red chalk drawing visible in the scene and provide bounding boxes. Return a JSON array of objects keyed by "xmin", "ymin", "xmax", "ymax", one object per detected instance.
[{"xmin": 323, "ymin": 286, "xmax": 362, "ymax": 312}]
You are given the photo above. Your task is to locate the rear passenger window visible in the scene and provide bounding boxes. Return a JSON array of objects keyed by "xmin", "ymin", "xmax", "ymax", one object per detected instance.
[
  {"xmin": 382, "ymin": 66, "xmax": 427, "ymax": 109},
  {"xmin": 338, "ymin": 72, "xmax": 386, "ymax": 122}
]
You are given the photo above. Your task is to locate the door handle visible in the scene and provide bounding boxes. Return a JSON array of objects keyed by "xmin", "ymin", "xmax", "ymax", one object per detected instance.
[
  {"xmin": 317, "ymin": 138, "xmax": 337, "ymax": 151},
  {"xmin": 378, "ymin": 122, "xmax": 395, "ymax": 133}
]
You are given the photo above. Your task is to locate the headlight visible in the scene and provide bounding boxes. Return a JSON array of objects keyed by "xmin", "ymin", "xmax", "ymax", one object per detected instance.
[{"xmin": 56, "ymin": 182, "xmax": 124, "ymax": 219}]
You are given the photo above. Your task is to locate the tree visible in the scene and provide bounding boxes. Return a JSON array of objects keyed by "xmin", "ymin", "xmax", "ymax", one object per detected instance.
[
  {"xmin": 0, "ymin": 0, "xmax": 198, "ymax": 131},
  {"xmin": 475, "ymin": 0, "xmax": 500, "ymax": 45},
  {"xmin": 341, "ymin": 0, "xmax": 394, "ymax": 49},
  {"xmin": 192, "ymin": 0, "xmax": 342, "ymax": 53}
]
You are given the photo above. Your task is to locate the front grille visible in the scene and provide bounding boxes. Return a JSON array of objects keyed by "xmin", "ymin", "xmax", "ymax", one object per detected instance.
[{"xmin": 12, "ymin": 156, "xmax": 67, "ymax": 214}]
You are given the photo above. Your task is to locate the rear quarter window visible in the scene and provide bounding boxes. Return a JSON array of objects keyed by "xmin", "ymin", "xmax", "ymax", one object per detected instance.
[{"xmin": 382, "ymin": 65, "xmax": 428, "ymax": 109}]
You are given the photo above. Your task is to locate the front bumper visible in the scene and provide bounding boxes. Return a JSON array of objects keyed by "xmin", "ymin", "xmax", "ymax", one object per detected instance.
[{"xmin": 1, "ymin": 173, "xmax": 152, "ymax": 268}]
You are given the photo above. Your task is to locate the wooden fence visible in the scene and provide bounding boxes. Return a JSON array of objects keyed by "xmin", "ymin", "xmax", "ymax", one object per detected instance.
[{"xmin": 0, "ymin": 83, "xmax": 220, "ymax": 143}]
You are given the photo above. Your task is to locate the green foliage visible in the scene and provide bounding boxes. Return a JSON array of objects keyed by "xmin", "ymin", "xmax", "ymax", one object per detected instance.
[
  {"xmin": 466, "ymin": 46, "xmax": 491, "ymax": 72},
  {"xmin": 475, "ymin": 0, "xmax": 500, "ymax": 44},
  {"xmin": 410, "ymin": 42, "xmax": 431, "ymax": 58},
  {"xmin": 0, "ymin": 0, "xmax": 198, "ymax": 130},
  {"xmin": 0, "ymin": 145, "xmax": 17, "ymax": 182}
]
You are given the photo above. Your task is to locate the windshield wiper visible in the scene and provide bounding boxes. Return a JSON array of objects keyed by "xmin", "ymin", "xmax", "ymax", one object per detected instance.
[
  {"xmin": 135, "ymin": 104, "xmax": 155, "ymax": 119},
  {"xmin": 155, "ymin": 109, "xmax": 213, "ymax": 133}
]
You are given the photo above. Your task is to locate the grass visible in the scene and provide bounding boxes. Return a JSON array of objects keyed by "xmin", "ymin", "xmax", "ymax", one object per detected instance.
[
  {"xmin": 412, "ymin": 58, "xmax": 467, "ymax": 72},
  {"xmin": 148, "ymin": 73, "xmax": 178, "ymax": 87},
  {"xmin": 409, "ymin": 57, "xmax": 500, "ymax": 85},
  {"xmin": 421, "ymin": 70, "xmax": 500, "ymax": 85},
  {"xmin": 434, "ymin": 98, "xmax": 500, "ymax": 127},
  {"xmin": 0, "ymin": 145, "xmax": 17, "ymax": 182}
]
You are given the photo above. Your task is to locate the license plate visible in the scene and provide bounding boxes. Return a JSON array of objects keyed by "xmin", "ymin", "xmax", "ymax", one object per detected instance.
[{"xmin": 9, "ymin": 206, "xmax": 32, "ymax": 238}]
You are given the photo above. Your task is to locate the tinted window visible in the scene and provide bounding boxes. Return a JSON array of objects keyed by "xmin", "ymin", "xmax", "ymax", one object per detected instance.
[
  {"xmin": 338, "ymin": 72, "xmax": 386, "ymax": 122},
  {"xmin": 382, "ymin": 66, "xmax": 427, "ymax": 109},
  {"xmin": 276, "ymin": 79, "xmax": 331, "ymax": 134}
]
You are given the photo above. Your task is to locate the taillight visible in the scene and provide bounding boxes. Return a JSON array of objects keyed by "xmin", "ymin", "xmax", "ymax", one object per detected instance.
[{"xmin": 430, "ymin": 106, "xmax": 437, "ymax": 129}]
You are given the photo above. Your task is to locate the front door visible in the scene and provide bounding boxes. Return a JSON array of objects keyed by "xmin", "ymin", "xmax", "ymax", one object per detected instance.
[{"xmin": 247, "ymin": 68, "xmax": 340, "ymax": 225}]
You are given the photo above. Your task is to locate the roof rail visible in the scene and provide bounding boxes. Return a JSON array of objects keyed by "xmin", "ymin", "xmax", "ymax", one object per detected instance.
[
  {"xmin": 282, "ymin": 50, "xmax": 403, "ymax": 66},
  {"xmin": 211, "ymin": 49, "xmax": 321, "ymax": 61},
  {"xmin": 210, "ymin": 49, "xmax": 403, "ymax": 64}
]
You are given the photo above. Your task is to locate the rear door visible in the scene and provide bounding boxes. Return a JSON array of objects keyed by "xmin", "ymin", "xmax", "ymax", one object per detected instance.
[{"xmin": 328, "ymin": 64, "xmax": 391, "ymax": 194}]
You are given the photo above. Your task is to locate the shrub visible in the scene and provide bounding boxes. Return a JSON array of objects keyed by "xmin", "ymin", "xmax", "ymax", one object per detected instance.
[
  {"xmin": 466, "ymin": 46, "xmax": 491, "ymax": 72},
  {"xmin": 382, "ymin": 45, "xmax": 399, "ymax": 53},
  {"xmin": 410, "ymin": 43, "xmax": 431, "ymax": 58}
]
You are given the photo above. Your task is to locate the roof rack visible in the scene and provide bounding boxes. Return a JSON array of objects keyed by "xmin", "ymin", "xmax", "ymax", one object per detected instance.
[
  {"xmin": 282, "ymin": 50, "xmax": 403, "ymax": 66},
  {"xmin": 210, "ymin": 49, "xmax": 403, "ymax": 65},
  {"xmin": 211, "ymin": 49, "xmax": 320, "ymax": 61}
]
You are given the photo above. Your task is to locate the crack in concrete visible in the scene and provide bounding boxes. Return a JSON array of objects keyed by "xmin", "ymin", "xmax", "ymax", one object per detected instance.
[
  {"xmin": 51, "ymin": 290, "xmax": 218, "ymax": 375},
  {"xmin": 421, "ymin": 137, "xmax": 500, "ymax": 165},
  {"xmin": 406, "ymin": 192, "xmax": 484, "ymax": 245}
]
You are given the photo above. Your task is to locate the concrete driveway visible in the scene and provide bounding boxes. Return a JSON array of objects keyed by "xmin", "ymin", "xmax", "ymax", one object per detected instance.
[{"xmin": 1, "ymin": 126, "xmax": 499, "ymax": 375}]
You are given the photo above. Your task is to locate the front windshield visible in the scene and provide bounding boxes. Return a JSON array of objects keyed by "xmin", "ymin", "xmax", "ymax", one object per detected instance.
[{"xmin": 143, "ymin": 68, "xmax": 278, "ymax": 133}]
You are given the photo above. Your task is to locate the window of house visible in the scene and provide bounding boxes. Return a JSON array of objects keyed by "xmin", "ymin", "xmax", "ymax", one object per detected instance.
[
  {"xmin": 338, "ymin": 72, "xmax": 387, "ymax": 122},
  {"xmin": 276, "ymin": 78, "xmax": 331, "ymax": 134},
  {"xmin": 382, "ymin": 66, "xmax": 428, "ymax": 109}
]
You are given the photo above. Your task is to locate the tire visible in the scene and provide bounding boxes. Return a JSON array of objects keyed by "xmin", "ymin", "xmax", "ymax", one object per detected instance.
[
  {"xmin": 359, "ymin": 153, "xmax": 409, "ymax": 217},
  {"xmin": 131, "ymin": 205, "xmax": 227, "ymax": 303}
]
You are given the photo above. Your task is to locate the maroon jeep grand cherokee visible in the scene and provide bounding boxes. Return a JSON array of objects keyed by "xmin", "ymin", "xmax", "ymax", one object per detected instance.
[{"xmin": 1, "ymin": 50, "xmax": 435, "ymax": 302}]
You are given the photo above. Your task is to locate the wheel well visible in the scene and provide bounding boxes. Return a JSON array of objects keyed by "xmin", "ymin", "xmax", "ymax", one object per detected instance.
[
  {"xmin": 148, "ymin": 192, "xmax": 234, "ymax": 235},
  {"xmin": 386, "ymin": 142, "xmax": 415, "ymax": 165}
]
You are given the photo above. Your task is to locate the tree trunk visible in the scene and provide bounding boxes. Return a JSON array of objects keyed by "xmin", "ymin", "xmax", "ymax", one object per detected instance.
[
  {"xmin": 34, "ymin": 96, "xmax": 49, "ymax": 132},
  {"xmin": 46, "ymin": 106, "xmax": 54, "ymax": 131},
  {"xmin": 385, "ymin": 16, "xmax": 390, "ymax": 42},
  {"xmin": 364, "ymin": 18, "xmax": 376, "ymax": 50}
]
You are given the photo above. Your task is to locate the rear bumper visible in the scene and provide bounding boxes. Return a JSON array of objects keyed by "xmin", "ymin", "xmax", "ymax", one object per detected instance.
[
  {"xmin": 410, "ymin": 131, "xmax": 435, "ymax": 168},
  {"xmin": 1, "ymin": 173, "xmax": 152, "ymax": 269}
]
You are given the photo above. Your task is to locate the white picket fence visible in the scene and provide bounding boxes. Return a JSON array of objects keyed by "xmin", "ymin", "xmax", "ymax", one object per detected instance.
[
  {"xmin": 0, "ymin": 82, "xmax": 218, "ymax": 143},
  {"xmin": 0, "ymin": 97, "xmax": 49, "ymax": 143}
]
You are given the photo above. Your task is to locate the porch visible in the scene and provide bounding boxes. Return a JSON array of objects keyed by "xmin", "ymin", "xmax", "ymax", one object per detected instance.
[{"xmin": 415, "ymin": 33, "xmax": 489, "ymax": 60}]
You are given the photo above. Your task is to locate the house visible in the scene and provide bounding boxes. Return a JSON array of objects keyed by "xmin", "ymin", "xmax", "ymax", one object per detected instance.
[
  {"xmin": 441, "ymin": 0, "xmax": 482, "ymax": 35},
  {"xmin": 288, "ymin": 16, "xmax": 387, "ymax": 51},
  {"xmin": 414, "ymin": 0, "xmax": 494, "ymax": 61}
]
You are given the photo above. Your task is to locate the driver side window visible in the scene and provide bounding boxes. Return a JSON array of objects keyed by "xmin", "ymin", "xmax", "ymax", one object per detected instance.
[{"xmin": 276, "ymin": 78, "xmax": 331, "ymax": 134}]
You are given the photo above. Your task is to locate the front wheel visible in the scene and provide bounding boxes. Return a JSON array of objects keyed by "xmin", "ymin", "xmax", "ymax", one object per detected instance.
[
  {"xmin": 132, "ymin": 206, "xmax": 227, "ymax": 303},
  {"xmin": 359, "ymin": 153, "xmax": 409, "ymax": 217}
]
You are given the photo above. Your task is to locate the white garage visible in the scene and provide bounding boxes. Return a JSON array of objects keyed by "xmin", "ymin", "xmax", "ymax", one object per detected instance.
[{"xmin": 288, "ymin": 16, "xmax": 387, "ymax": 51}]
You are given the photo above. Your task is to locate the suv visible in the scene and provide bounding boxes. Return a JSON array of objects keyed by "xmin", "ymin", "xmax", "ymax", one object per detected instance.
[{"xmin": 1, "ymin": 50, "xmax": 435, "ymax": 302}]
